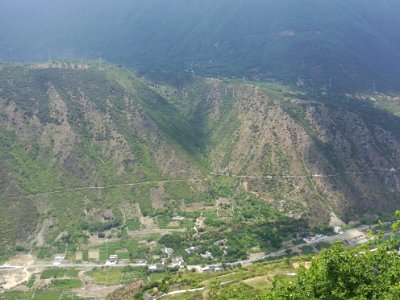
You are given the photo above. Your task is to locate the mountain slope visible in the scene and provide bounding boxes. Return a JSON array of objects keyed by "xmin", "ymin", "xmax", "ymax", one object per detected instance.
[
  {"xmin": 1, "ymin": 0, "xmax": 400, "ymax": 91},
  {"xmin": 164, "ymin": 78, "xmax": 400, "ymax": 221},
  {"xmin": 0, "ymin": 62, "xmax": 205, "ymax": 255},
  {"xmin": 0, "ymin": 63, "xmax": 399, "ymax": 258}
]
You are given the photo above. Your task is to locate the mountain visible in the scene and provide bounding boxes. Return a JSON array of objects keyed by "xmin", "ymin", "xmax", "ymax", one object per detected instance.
[
  {"xmin": 1, "ymin": 0, "xmax": 400, "ymax": 91},
  {"xmin": 0, "ymin": 62, "xmax": 399, "ymax": 259},
  {"xmin": 0, "ymin": 62, "xmax": 204, "ymax": 257}
]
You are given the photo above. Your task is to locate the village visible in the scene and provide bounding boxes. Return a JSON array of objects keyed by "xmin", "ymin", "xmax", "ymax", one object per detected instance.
[{"xmin": 0, "ymin": 221, "xmax": 379, "ymax": 300}]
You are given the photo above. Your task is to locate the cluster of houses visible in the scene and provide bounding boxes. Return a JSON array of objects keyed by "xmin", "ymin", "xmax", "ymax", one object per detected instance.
[
  {"xmin": 147, "ymin": 247, "xmax": 186, "ymax": 272},
  {"xmin": 161, "ymin": 247, "xmax": 174, "ymax": 256},
  {"xmin": 147, "ymin": 238, "xmax": 229, "ymax": 273},
  {"xmin": 202, "ymin": 263, "xmax": 223, "ymax": 272},
  {"xmin": 148, "ymin": 256, "xmax": 185, "ymax": 272},
  {"xmin": 200, "ymin": 251, "xmax": 213, "ymax": 259},
  {"xmin": 51, "ymin": 237, "xmax": 230, "ymax": 276}
]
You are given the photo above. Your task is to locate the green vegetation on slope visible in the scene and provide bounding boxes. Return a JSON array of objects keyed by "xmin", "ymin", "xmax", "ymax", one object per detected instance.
[{"xmin": 0, "ymin": 62, "xmax": 399, "ymax": 263}]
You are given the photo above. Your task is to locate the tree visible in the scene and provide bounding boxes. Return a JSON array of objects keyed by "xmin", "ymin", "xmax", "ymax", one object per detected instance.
[{"xmin": 262, "ymin": 211, "xmax": 400, "ymax": 300}]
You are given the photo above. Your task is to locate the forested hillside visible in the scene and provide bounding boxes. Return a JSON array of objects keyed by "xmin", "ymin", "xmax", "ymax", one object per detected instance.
[{"xmin": 1, "ymin": 0, "xmax": 400, "ymax": 91}]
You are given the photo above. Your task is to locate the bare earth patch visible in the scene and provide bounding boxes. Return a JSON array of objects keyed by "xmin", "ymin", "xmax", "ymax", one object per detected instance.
[
  {"xmin": 180, "ymin": 201, "xmax": 211, "ymax": 212},
  {"xmin": 0, "ymin": 268, "xmax": 31, "ymax": 290},
  {"xmin": 292, "ymin": 261, "xmax": 311, "ymax": 269},
  {"xmin": 88, "ymin": 249, "xmax": 100, "ymax": 260},
  {"xmin": 74, "ymin": 284, "xmax": 123, "ymax": 299},
  {"xmin": 6, "ymin": 254, "xmax": 34, "ymax": 266},
  {"xmin": 195, "ymin": 216, "xmax": 206, "ymax": 229},
  {"xmin": 150, "ymin": 185, "xmax": 165, "ymax": 210},
  {"xmin": 140, "ymin": 216, "xmax": 156, "ymax": 229},
  {"xmin": 75, "ymin": 251, "xmax": 83, "ymax": 261}
]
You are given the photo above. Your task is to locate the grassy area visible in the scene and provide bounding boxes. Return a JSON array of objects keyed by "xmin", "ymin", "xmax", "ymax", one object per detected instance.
[
  {"xmin": 97, "ymin": 239, "xmax": 140, "ymax": 261},
  {"xmin": 26, "ymin": 274, "xmax": 36, "ymax": 288},
  {"xmin": 86, "ymin": 268, "xmax": 122, "ymax": 286},
  {"xmin": 40, "ymin": 268, "xmax": 79, "ymax": 279},
  {"xmin": 86, "ymin": 266, "xmax": 148, "ymax": 286},
  {"xmin": 164, "ymin": 181, "xmax": 207, "ymax": 204},
  {"xmin": 136, "ymin": 184, "xmax": 154, "ymax": 217},
  {"xmin": 125, "ymin": 219, "xmax": 141, "ymax": 230},
  {"xmin": 82, "ymin": 250, "xmax": 89, "ymax": 261},
  {"xmin": 48, "ymin": 279, "xmax": 82, "ymax": 289},
  {"xmin": 243, "ymin": 274, "xmax": 274, "ymax": 289},
  {"xmin": 120, "ymin": 266, "xmax": 148, "ymax": 284}
]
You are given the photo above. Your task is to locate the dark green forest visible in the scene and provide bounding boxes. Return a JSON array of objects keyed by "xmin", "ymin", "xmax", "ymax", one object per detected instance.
[{"xmin": 1, "ymin": 0, "xmax": 400, "ymax": 91}]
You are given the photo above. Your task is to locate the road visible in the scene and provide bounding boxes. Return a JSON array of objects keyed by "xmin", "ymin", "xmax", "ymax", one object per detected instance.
[
  {"xmin": 6, "ymin": 178, "xmax": 206, "ymax": 199},
  {"xmin": 156, "ymin": 287, "xmax": 205, "ymax": 299},
  {"xmin": 0, "ymin": 262, "xmax": 147, "ymax": 272},
  {"xmin": 223, "ymin": 224, "xmax": 390, "ymax": 268},
  {"xmin": 5, "ymin": 166, "xmax": 398, "ymax": 199}
]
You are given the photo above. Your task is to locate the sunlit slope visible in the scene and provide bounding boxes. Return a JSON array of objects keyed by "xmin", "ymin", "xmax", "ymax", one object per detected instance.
[
  {"xmin": 0, "ymin": 62, "xmax": 399, "ymax": 255},
  {"xmin": 0, "ymin": 62, "xmax": 204, "ymax": 254}
]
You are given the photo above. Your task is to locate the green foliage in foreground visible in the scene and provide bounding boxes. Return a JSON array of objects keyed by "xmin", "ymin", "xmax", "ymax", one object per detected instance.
[
  {"xmin": 264, "ymin": 245, "xmax": 400, "ymax": 299},
  {"xmin": 213, "ymin": 212, "xmax": 400, "ymax": 300}
]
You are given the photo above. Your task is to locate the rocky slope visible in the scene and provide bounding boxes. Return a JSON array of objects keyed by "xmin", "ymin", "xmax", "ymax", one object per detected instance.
[
  {"xmin": 168, "ymin": 79, "xmax": 400, "ymax": 221},
  {"xmin": 0, "ymin": 62, "xmax": 202, "ymax": 254}
]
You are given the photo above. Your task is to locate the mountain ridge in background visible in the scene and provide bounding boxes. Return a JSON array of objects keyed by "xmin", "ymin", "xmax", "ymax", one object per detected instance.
[{"xmin": 1, "ymin": 0, "xmax": 400, "ymax": 91}]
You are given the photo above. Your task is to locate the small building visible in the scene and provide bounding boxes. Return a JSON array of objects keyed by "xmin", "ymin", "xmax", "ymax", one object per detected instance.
[
  {"xmin": 135, "ymin": 259, "xmax": 148, "ymax": 265},
  {"xmin": 148, "ymin": 263, "xmax": 165, "ymax": 272},
  {"xmin": 185, "ymin": 246, "xmax": 200, "ymax": 254},
  {"xmin": 53, "ymin": 255, "xmax": 65, "ymax": 266},
  {"xmin": 204, "ymin": 264, "xmax": 223, "ymax": 272},
  {"xmin": 105, "ymin": 255, "xmax": 118, "ymax": 265},
  {"xmin": 200, "ymin": 251, "xmax": 213, "ymax": 259},
  {"xmin": 172, "ymin": 216, "xmax": 185, "ymax": 221},
  {"xmin": 334, "ymin": 227, "xmax": 344, "ymax": 234},
  {"xmin": 161, "ymin": 247, "xmax": 174, "ymax": 256},
  {"xmin": 170, "ymin": 256, "xmax": 185, "ymax": 268},
  {"xmin": 109, "ymin": 255, "xmax": 118, "ymax": 263},
  {"xmin": 214, "ymin": 238, "xmax": 228, "ymax": 246}
]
